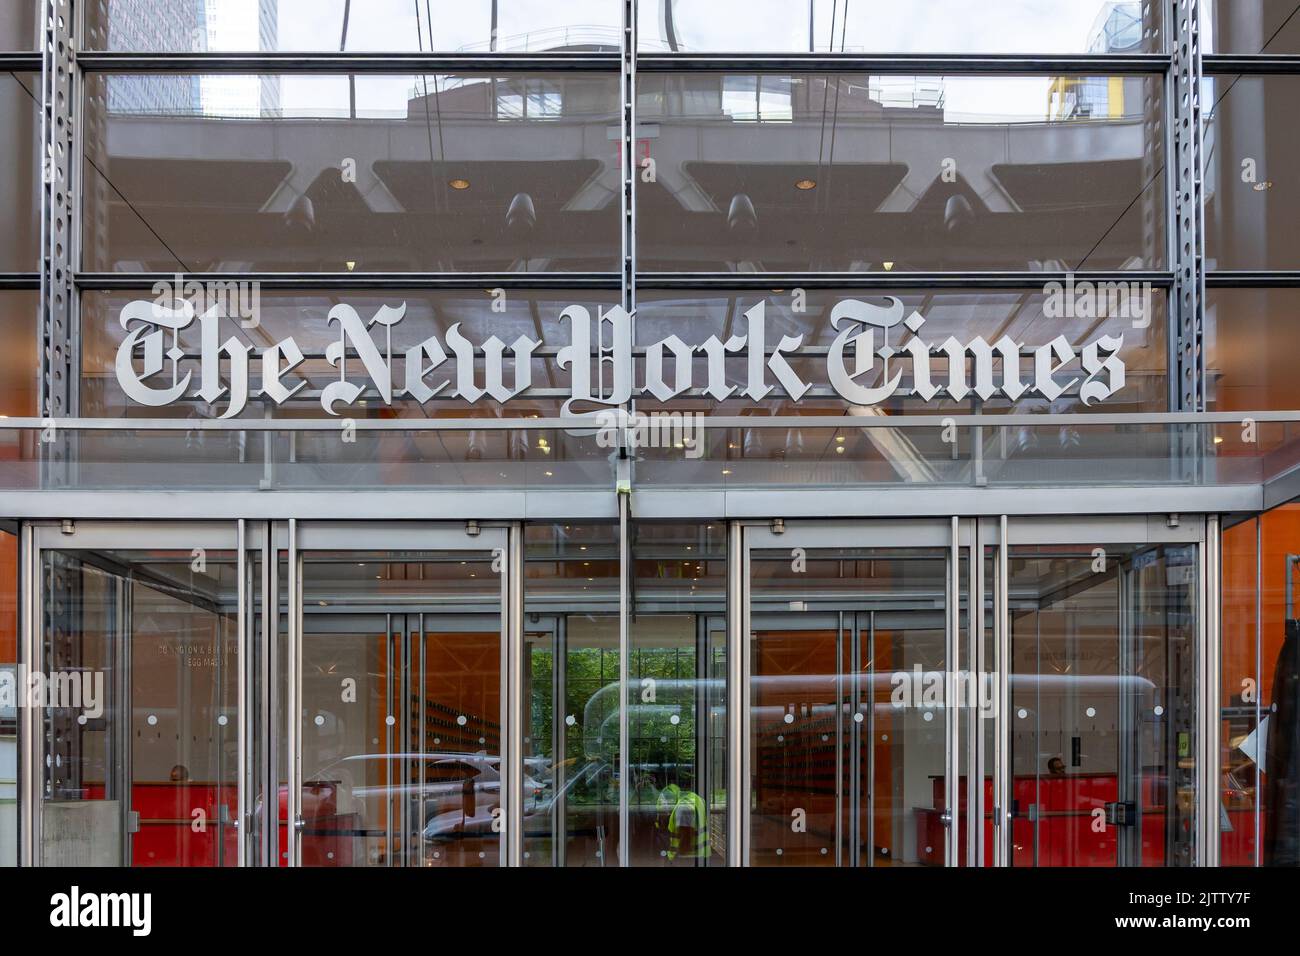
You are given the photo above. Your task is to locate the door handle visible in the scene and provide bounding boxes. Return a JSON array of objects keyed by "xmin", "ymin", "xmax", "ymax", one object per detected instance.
[{"xmin": 940, "ymin": 808, "xmax": 953, "ymax": 828}]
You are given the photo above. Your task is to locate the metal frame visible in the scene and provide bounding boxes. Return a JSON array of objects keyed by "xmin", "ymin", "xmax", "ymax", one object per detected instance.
[
  {"xmin": 738, "ymin": 518, "xmax": 970, "ymax": 867},
  {"xmin": 990, "ymin": 514, "xmax": 1209, "ymax": 867}
]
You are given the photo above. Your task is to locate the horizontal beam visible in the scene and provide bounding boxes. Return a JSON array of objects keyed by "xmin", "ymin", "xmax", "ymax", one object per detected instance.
[
  {"xmin": 0, "ymin": 53, "xmax": 39, "ymax": 71},
  {"xmin": 1204, "ymin": 54, "xmax": 1300, "ymax": 74},
  {"xmin": 75, "ymin": 52, "xmax": 622, "ymax": 73},
  {"xmin": 0, "ymin": 273, "xmax": 40, "ymax": 290},
  {"xmin": 76, "ymin": 272, "xmax": 622, "ymax": 291},
  {"xmin": 637, "ymin": 271, "xmax": 1175, "ymax": 290},
  {"xmin": 4, "ymin": 411, "xmax": 1299, "ymax": 432},
  {"xmin": 636, "ymin": 53, "xmax": 1172, "ymax": 74},
  {"xmin": 1205, "ymin": 271, "xmax": 1300, "ymax": 288},
  {"xmin": 78, "ymin": 271, "xmax": 1177, "ymax": 292},
  {"xmin": 633, "ymin": 484, "xmax": 1261, "ymax": 519}
]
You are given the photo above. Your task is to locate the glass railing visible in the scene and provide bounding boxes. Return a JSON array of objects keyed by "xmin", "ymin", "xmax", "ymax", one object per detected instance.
[{"xmin": 0, "ymin": 413, "xmax": 1297, "ymax": 492}]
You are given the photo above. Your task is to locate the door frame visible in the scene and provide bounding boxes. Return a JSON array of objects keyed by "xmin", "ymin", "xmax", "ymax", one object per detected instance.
[
  {"xmin": 982, "ymin": 514, "xmax": 1212, "ymax": 867},
  {"xmin": 22, "ymin": 520, "xmax": 244, "ymax": 867},
  {"xmin": 283, "ymin": 520, "xmax": 512, "ymax": 867},
  {"xmin": 738, "ymin": 518, "xmax": 971, "ymax": 867}
]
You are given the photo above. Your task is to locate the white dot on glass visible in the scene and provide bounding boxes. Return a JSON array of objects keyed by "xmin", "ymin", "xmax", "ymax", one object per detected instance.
[
  {"xmin": 456, "ymin": 715, "xmax": 468, "ymax": 726},
  {"xmin": 820, "ymin": 847, "xmax": 828, "ymax": 855},
  {"xmin": 1017, "ymin": 708, "xmax": 1028, "ymax": 720},
  {"xmin": 77, "ymin": 714, "xmax": 87, "ymax": 725},
  {"xmin": 881, "ymin": 847, "xmax": 889, "ymax": 856},
  {"xmin": 669, "ymin": 714, "xmax": 680, "ymax": 726},
  {"xmin": 1153, "ymin": 705, "xmax": 1164, "ymax": 716},
  {"xmin": 147, "ymin": 714, "xmax": 157, "ymax": 726},
  {"xmin": 478, "ymin": 851, "xmax": 485, "ymax": 859},
  {"xmin": 217, "ymin": 715, "xmax": 228, "ymax": 727},
  {"xmin": 524, "ymin": 852, "xmax": 530, "ymax": 860},
  {"xmin": 372, "ymin": 737, "xmax": 380, "ymax": 745},
  {"xmin": 565, "ymin": 715, "xmax": 576, "ymax": 726},
  {"xmin": 922, "ymin": 711, "xmax": 934, "ymax": 722},
  {"xmin": 385, "ymin": 715, "xmax": 395, "ymax": 726},
  {"xmin": 433, "ymin": 851, "xmax": 440, "ymax": 859},
  {"xmin": 821, "ymin": 734, "xmax": 829, "ymax": 741},
  {"xmin": 776, "ymin": 848, "xmax": 784, "ymax": 856},
  {"xmin": 314, "ymin": 715, "xmax": 325, "ymax": 727},
  {"xmin": 925, "ymin": 846, "xmax": 932, "ymax": 854},
  {"xmin": 327, "ymin": 852, "xmax": 335, "ymax": 860},
  {"xmin": 853, "ymin": 712, "xmax": 863, "ymax": 723},
  {"xmin": 1086, "ymin": 707, "xmax": 1096, "ymax": 718},
  {"xmin": 479, "ymin": 737, "xmax": 486, "ymax": 744},
  {"xmin": 777, "ymin": 735, "xmax": 785, "ymax": 742},
  {"xmin": 434, "ymin": 738, "xmax": 441, "ymax": 745},
  {"xmin": 783, "ymin": 713, "xmax": 794, "ymax": 724},
  {"xmin": 881, "ymin": 734, "xmax": 888, "ymax": 741},
  {"xmin": 660, "ymin": 736, "xmax": 668, "ymax": 743}
]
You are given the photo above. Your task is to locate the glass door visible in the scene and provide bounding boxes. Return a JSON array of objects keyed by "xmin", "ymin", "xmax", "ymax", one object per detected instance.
[
  {"xmin": 742, "ymin": 520, "xmax": 967, "ymax": 866},
  {"xmin": 993, "ymin": 517, "xmax": 1202, "ymax": 867},
  {"xmin": 29, "ymin": 522, "xmax": 242, "ymax": 867},
  {"xmin": 288, "ymin": 522, "xmax": 509, "ymax": 868}
]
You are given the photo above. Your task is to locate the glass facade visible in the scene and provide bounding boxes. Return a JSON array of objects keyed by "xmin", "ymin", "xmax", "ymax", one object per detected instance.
[{"xmin": 0, "ymin": 0, "xmax": 1296, "ymax": 874}]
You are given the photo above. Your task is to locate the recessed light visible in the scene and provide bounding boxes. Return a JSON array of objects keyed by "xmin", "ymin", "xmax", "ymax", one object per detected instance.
[
  {"xmin": 449, "ymin": 178, "xmax": 471, "ymax": 190},
  {"xmin": 883, "ymin": 261, "xmax": 895, "ymax": 271},
  {"xmin": 1254, "ymin": 181, "xmax": 1273, "ymax": 191},
  {"xmin": 1214, "ymin": 435, "xmax": 1224, "ymax": 444},
  {"xmin": 795, "ymin": 178, "xmax": 817, "ymax": 190}
]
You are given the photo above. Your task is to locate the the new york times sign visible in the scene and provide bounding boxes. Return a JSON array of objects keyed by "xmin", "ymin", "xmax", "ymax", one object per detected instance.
[{"xmin": 114, "ymin": 294, "xmax": 1125, "ymax": 417}]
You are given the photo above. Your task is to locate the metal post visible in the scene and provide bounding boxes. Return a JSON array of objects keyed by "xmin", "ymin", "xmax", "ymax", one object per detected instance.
[
  {"xmin": 235, "ymin": 520, "xmax": 247, "ymax": 866},
  {"xmin": 19, "ymin": 525, "xmax": 37, "ymax": 866},
  {"xmin": 995, "ymin": 515, "xmax": 1009, "ymax": 866},
  {"xmin": 970, "ymin": 518, "xmax": 983, "ymax": 867},
  {"xmin": 507, "ymin": 522, "xmax": 525, "ymax": 867},
  {"xmin": 1200, "ymin": 516, "xmax": 1221, "ymax": 865},
  {"xmin": 286, "ymin": 518, "xmax": 299, "ymax": 865},
  {"xmin": 617, "ymin": 492, "xmax": 630, "ymax": 867},
  {"xmin": 727, "ymin": 521, "xmax": 744, "ymax": 865},
  {"xmin": 946, "ymin": 516, "xmax": 961, "ymax": 865}
]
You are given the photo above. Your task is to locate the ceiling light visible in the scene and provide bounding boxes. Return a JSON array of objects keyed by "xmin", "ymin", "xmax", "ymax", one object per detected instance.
[
  {"xmin": 795, "ymin": 178, "xmax": 817, "ymax": 190},
  {"xmin": 1214, "ymin": 435, "xmax": 1224, "ymax": 444},
  {"xmin": 883, "ymin": 261, "xmax": 895, "ymax": 271},
  {"xmin": 449, "ymin": 178, "xmax": 471, "ymax": 190}
]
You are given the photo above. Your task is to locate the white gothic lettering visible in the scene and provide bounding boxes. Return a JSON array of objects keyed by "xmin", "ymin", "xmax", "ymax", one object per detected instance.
[{"xmin": 114, "ymin": 296, "xmax": 1126, "ymax": 416}]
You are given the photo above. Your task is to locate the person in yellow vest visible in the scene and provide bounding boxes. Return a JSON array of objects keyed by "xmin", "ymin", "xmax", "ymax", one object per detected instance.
[{"xmin": 666, "ymin": 784, "xmax": 710, "ymax": 865}]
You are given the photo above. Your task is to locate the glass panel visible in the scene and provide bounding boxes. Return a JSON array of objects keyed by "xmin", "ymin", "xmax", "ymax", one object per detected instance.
[
  {"xmin": 39, "ymin": 548, "xmax": 240, "ymax": 866},
  {"xmin": 1205, "ymin": 75, "xmax": 1300, "ymax": 271},
  {"xmin": 0, "ymin": 72, "xmax": 40, "ymax": 272},
  {"xmin": 637, "ymin": 73, "xmax": 1166, "ymax": 272},
  {"xmin": 628, "ymin": 522, "xmax": 726, "ymax": 866},
  {"xmin": 635, "ymin": 288, "xmax": 1169, "ymax": 416},
  {"xmin": 0, "ymin": 529, "xmax": 15, "ymax": 866},
  {"xmin": 0, "ymin": 1, "xmax": 34, "ymax": 49},
  {"xmin": 639, "ymin": 0, "xmax": 1163, "ymax": 54},
  {"xmin": 298, "ymin": 547, "xmax": 502, "ymax": 867},
  {"xmin": 82, "ymin": 73, "xmax": 620, "ymax": 272},
  {"xmin": 1203, "ymin": 0, "xmax": 1300, "ymax": 54},
  {"xmin": 1206, "ymin": 288, "xmax": 1300, "ymax": 412},
  {"xmin": 522, "ymin": 522, "xmax": 621, "ymax": 866},
  {"xmin": 87, "ymin": 1, "xmax": 620, "ymax": 53},
  {"xmin": 1007, "ymin": 543, "xmax": 1197, "ymax": 866},
  {"xmin": 748, "ymin": 544, "xmax": 949, "ymax": 866},
  {"xmin": 1252, "ymin": 503, "xmax": 1300, "ymax": 865},
  {"xmin": 0, "ymin": 290, "xmax": 38, "ymax": 417},
  {"xmin": 1221, "ymin": 517, "xmax": 1260, "ymax": 865}
]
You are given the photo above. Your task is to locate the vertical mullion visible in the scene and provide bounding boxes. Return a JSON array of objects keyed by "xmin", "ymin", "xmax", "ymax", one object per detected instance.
[
  {"xmin": 726, "ymin": 521, "xmax": 744, "ymax": 866},
  {"xmin": 286, "ymin": 519, "xmax": 299, "ymax": 866},
  {"xmin": 946, "ymin": 516, "xmax": 960, "ymax": 865},
  {"xmin": 996, "ymin": 515, "xmax": 1009, "ymax": 866},
  {"xmin": 506, "ymin": 523, "xmax": 524, "ymax": 867}
]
